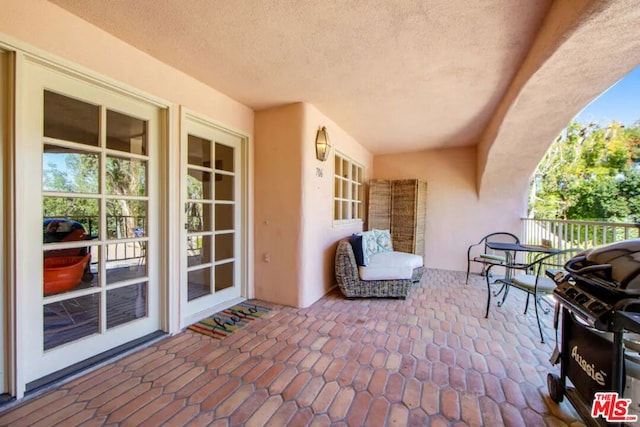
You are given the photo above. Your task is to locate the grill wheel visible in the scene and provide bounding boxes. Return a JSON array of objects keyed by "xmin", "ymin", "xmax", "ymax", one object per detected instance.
[{"xmin": 547, "ymin": 373, "xmax": 565, "ymax": 403}]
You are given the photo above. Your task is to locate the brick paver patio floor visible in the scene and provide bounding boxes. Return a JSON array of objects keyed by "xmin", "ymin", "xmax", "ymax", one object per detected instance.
[{"xmin": 0, "ymin": 269, "xmax": 585, "ymax": 426}]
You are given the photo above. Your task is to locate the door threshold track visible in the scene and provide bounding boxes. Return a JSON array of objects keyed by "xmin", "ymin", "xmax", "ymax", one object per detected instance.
[{"xmin": 25, "ymin": 330, "xmax": 166, "ymax": 394}]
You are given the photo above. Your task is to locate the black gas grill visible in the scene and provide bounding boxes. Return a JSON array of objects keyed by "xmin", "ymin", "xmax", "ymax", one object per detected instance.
[
  {"xmin": 554, "ymin": 240, "xmax": 640, "ymax": 329},
  {"xmin": 548, "ymin": 239, "xmax": 640, "ymax": 426}
]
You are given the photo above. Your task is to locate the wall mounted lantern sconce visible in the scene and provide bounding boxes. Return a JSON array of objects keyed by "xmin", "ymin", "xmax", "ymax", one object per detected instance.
[{"xmin": 315, "ymin": 126, "xmax": 331, "ymax": 161}]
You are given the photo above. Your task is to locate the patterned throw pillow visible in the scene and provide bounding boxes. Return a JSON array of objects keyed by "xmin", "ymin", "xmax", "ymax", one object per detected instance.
[
  {"xmin": 373, "ymin": 229, "xmax": 393, "ymax": 252},
  {"xmin": 361, "ymin": 230, "xmax": 379, "ymax": 265}
]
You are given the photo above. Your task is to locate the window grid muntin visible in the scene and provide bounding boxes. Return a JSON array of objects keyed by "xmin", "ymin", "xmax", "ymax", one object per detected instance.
[{"xmin": 333, "ymin": 152, "xmax": 364, "ymax": 221}]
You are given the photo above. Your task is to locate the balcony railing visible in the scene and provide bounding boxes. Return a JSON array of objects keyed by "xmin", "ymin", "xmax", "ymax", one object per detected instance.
[
  {"xmin": 521, "ymin": 218, "xmax": 640, "ymax": 250},
  {"xmin": 44, "ymin": 215, "xmax": 146, "ymax": 263}
]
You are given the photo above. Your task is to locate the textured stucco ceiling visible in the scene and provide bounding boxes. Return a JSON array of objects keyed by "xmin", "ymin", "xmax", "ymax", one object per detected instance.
[
  {"xmin": 478, "ymin": 0, "xmax": 640, "ymax": 199},
  {"xmin": 49, "ymin": 0, "xmax": 552, "ymax": 154}
]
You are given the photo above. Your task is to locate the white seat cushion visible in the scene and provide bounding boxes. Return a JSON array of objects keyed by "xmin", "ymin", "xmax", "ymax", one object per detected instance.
[
  {"xmin": 358, "ymin": 251, "xmax": 423, "ymax": 281},
  {"xmin": 511, "ymin": 274, "xmax": 556, "ymax": 292},
  {"xmin": 370, "ymin": 251, "xmax": 423, "ymax": 269}
]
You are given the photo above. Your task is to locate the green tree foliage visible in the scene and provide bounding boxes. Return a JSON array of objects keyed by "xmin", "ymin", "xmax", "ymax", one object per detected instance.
[
  {"xmin": 529, "ymin": 121, "xmax": 640, "ymax": 222},
  {"xmin": 43, "ymin": 151, "xmax": 100, "ymax": 234},
  {"xmin": 43, "ymin": 151, "xmax": 147, "ymax": 238}
]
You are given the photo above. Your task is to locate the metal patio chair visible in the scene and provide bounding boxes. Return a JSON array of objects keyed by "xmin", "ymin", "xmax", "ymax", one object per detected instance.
[
  {"xmin": 490, "ymin": 248, "xmax": 582, "ymax": 343},
  {"xmin": 465, "ymin": 232, "xmax": 520, "ymax": 284}
]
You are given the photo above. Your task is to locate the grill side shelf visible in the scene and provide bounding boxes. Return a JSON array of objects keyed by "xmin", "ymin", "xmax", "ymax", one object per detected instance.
[{"xmin": 612, "ymin": 311, "xmax": 640, "ymax": 334}]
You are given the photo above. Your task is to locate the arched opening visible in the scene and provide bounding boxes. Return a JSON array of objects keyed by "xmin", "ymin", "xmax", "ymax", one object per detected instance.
[{"xmin": 524, "ymin": 66, "xmax": 640, "ymax": 248}]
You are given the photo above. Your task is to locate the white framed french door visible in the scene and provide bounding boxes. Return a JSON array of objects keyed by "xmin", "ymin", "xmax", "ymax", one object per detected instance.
[
  {"xmin": 180, "ymin": 110, "xmax": 245, "ymax": 327},
  {"xmin": 16, "ymin": 57, "xmax": 164, "ymax": 389}
]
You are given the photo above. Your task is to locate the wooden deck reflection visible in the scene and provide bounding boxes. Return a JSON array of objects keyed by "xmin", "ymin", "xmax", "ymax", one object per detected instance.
[
  {"xmin": 44, "ymin": 265, "xmax": 147, "ymax": 351},
  {"xmin": 44, "ymin": 257, "xmax": 233, "ymax": 350}
]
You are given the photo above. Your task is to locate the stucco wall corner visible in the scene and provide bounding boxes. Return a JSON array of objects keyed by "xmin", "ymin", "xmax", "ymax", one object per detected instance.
[{"xmin": 253, "ymin": 104, "xmax": 305, "ymax": 308}]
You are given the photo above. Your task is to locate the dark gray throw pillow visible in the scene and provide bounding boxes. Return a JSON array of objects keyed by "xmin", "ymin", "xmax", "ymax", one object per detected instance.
[{"xmin": 349, "ymin": 234, "xmax": 366, "ymax": 266}]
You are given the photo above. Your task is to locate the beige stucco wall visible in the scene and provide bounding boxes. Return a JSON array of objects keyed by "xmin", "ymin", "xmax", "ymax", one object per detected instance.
[
  {"xmin": 254, "ymin": 104, "xmax": 305, "ymax": 307},
  {"xmin": 254, "ymin": 103, "xmax": 372, "ymax": 308},
  {"xmin": 0, "ymin": 0, "xmax": 253, "ymax": 134},
  {"xmin": 300, "ymin": 104, "xmax": 373, "ymax": 307},
  {"xmin": 374, "ymin": 147, "xmax": 525, "ymax": 272}
]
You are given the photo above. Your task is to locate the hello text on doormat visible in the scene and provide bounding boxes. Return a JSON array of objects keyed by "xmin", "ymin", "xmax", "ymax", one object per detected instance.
[{"xmin": 187, "ymin": 302, "xmax": 271, "ymax": 340}]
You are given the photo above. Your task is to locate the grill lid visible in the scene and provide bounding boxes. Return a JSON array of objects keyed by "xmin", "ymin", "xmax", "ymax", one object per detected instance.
[
  {"xmin": 586, "ymin": 239, "xmax": 640, "ymax": 264},
  {"xmin": 575, "ymin": 239, "xmax": 640, "ymax": 289}
]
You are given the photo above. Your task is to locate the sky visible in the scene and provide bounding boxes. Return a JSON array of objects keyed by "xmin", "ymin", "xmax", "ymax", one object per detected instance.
[{"xmin": 574, "ymin": 65, "xmax": 640, "ymax": 127}]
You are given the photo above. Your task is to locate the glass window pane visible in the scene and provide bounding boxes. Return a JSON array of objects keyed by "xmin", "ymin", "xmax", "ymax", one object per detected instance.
[
  {"xmin": 215, "ymin": 262, "xmax": 234, "ymax": 291},
  {"xmin": 106, "ymin": 110, "xmax": 147, "ymax": 155},
  {"xmin": 334, "ymin": 201, "xmax": 340, "ymax": 220},
  {"xmin": 334, "ymin": 178, "xmax": 340, "ymax": 198},
  {"xmin": 188, "ymin": 235, "xmax": 212, "ymax": 267},
  {"xmin": 106, "ymin": 156, "xmax": 147, "ymax": 196},
  {"xmin": 106, "ymin": 242, "xmax": 147, "ymax": 284},
  {"xmin": 44, "ymin": 91, "xmax": 99, "ymax": 147},
  {"xmin": 43, "ymin": 247, "xmax": 96, "ymax": 296},
  {"xmin": 215, "ymin": 233, "xmax": 234, "ymax": 261},
  {"xmin": 188, "ymin": 169, "xmax": 212, "ymax": 200},
  {"xmin": 188, "ymin": 135, "xmax": 211, "ymax": 167},
  {"xmin": 215, "ymin": 143, "xmax": 234, "ymax": 172},
  {"xmin": 106, "ymin": 200, "xmax": 147, "ymax": 239},
  {"xmin": 215, "ymin": 174, "xmax": 234, "ymax": 201},
  {"xmin": 44, "ymin": 294, "xmax": 99, "ymax": 351},
  {"xmin": 43, "ymin": 145, "xmax": 99, "ymax": 193},
  {"xmin": 188, "ymin": 268, "xmax": 211, "ymax": 301},
  {"xmin": 187, "ymin": 202, "xmax": 212, "ymax": 232},
  {"xmin": 43, "ymin": 198, "xmax": 100, "ymax": 241},
  {"xmin": 215, "ymin": 204, "xmax": 234, "ymax": 231},
  {"xmin": 107, "ymin": 282, "xmax": 147, "ymax": 329},
  {"xmin": 334, "ymin": 155, "xmax": 341, "ymax": 176}
]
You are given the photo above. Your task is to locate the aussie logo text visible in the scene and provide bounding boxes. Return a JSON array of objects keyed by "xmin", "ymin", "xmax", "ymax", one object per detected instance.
[{"xmin": 571, "ymin": 345, "xmax": 607, "ymax": 386}]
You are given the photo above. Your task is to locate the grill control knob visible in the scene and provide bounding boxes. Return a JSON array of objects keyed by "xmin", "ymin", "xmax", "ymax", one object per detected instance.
[
  {"xmin": 589, "ymin": 302, "xmax": 605, "ymax": 313},
  {"xmin": 575, "ymin": 294, "xmax": 589, "ymax": 304},
  {"xmin": 566, "ymin": 288, "xmax": 578, "ymax": 299}
]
